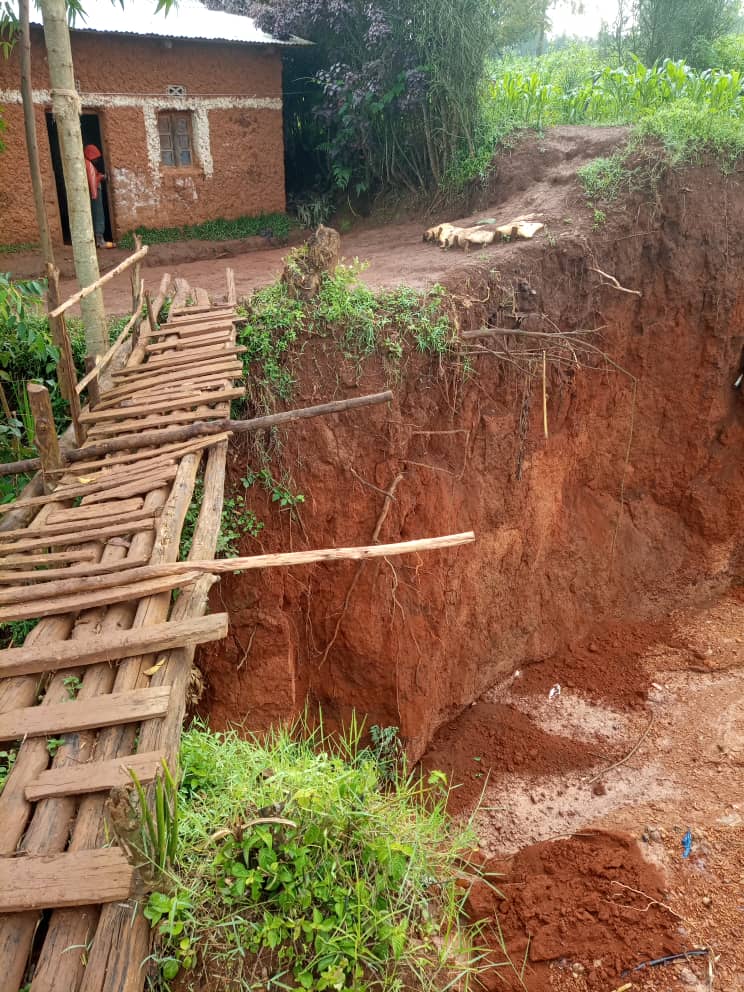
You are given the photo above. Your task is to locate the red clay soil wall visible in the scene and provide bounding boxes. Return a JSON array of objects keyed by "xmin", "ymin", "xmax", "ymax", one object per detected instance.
[
  {"xmin": 0, "ymin": 28, "xmax": 285, "ymax": 245},
  {"xmin": 197, "ymin": 161, "xmax": 744, "ymax": 759}
]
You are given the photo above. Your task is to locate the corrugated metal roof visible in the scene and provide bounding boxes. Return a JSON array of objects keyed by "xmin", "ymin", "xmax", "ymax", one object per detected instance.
[{"xmin": 30, "ymin": 0, "xmax": 307, "ymax": 47}]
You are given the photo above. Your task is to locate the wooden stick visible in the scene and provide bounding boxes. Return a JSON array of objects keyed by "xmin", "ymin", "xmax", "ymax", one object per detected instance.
[
  {"xmin": 26, "ymin": 750, "xmax": 166, "ymax": 802},
  {"xmin": 0, "ymin": 505, "xmax": 154, "ymax": 544},
  {"xmin": 0, "ymin": 455, "xmax": 41, "ymax": 477},
  {"xmin": 0, "ymin": 549, "xmax": 98, "ymax": 568},
  {"xmin": 62, "ymin": 391, "xmax": 394, "ymax": 463},
  {"xmin": 111, "ymin": 345, "xmax": 245, "ymax": 377},
  {"xmin": 144, "ymin": 288, "xmax": 158, "ymax": 337},
  {"xmin": 47, "ymin": 432, "xmax": 230, "ymax": 478},
  {"xmin": 45, "ymin": 264, "xmax": 74, "ymax": 405},
  {"xmin": 27, "ymin": 383, "xmax": 61, "ymax": 494},
  {"xmin": 0, "ymin": 571, "xmax": 202, "ymax": 623},
  {"xmin": 79, "ymin": 388, "xmax": 244, "ymax": 425},
  {"xmin": 0, "ymin": 517, "xmax": 156, "ymax": 555},
  {"xmin": 49, "ymin": 245, "xmax": 149, "ymax": 318},
  {"xmin": 0, "ymin": 685, "xmax": 171, "ymax": 740},
  {"xmin": 542, "ymin": 350, "xmax": 548, "ymax": 440},
  {"xmin": 0, "ymin": 554, "xmax": 149, "ymax": 585},
  {"xmin": 101, "ymin": 360, "xmax": 243, "ymax": 403},
  {"xmin": 75, "ymin": 283, "xmax": 145, "ymax": 396},
  {"xmin": 146, "ymin": 331, "xmax": 233, "ymax": 353},
  {"xmin": 46, "ymin": 497, "xmax": 144, "ymax": 524},
  {"xmin": 0, "ymin": 613, "xmax": 228, "ymax": 678},
  {"xmin": 584, "ymin": 714, "xmax": 655, "ymax": 786},
  {"xmin": 0, "ymin": 464, "xmax": 178, "ymax": 515}
]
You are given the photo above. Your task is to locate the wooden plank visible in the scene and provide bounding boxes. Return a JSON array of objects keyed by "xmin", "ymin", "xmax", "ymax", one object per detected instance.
[
  {"xmin": 100, "ymin": 362, "xmax": 243, "ymax": 403},
  {"xmin": 0, "ymin": 685, "xmax": 171, "ymax": 740},
  {"xmin": 78, "ymin": 388, "xmax": 242, "ymax": 424},
  {"xmin": 0, "ymin": 613, "xmax": 228, "ymax": 678},
  {"xmin": 0, "ymin": 517, "xmax": 155, "ymax": 555},
  {"xmin": 85, "ymin": 405, "xmax": 233, "ymax": 440},
  {"xmin": 0, "ymin": 505, "xmax": 156, "ymax": 543},
  {"xmin": 26, "ymin": 750, "xmax": 166, "ymax": 801},
  {"xmin": 0, "ymin": 849, "xmax": 135, "ymax": 912},
  {"xmin": 78, "ymin": 467, "xmax": 179, "ymax": 504},
  {"xmin": 0, "ymin": 462, "xmax": 177, "ymax": 515},
  {"xmin": 0, "ymin": 554, "xmax": 150, "ymax": 585},
  {"xmin": 0, "ymin": 549, "xmax": 98, "ymax": 568},
  {"xmin": 109, "ymin": 372, "xmax": 242, "ymax": 409},
  {"xmin": 169, "ymin": 305, "xmax": 233, "ymax": 322},
  {"xmin": 111, "ymin": 345, "xmax": 245, "ymax": 377},
  {"xmin": 47, "ymin": 432, "xmax": 229, "ymax": 478},
  {"xmin": 0, "ymin": 571, "xmax": 200, "ymax": 623},
  {"xmin": 146, "ymin": 331, "xmax": 233, "ymax": 354},
  {"xmin": 46, "ymin": 497, "xmax": 144, "ymax": 525},
  {"xmin": 148, "ymin": 318, "xmax": 235, "ymax": 339}
]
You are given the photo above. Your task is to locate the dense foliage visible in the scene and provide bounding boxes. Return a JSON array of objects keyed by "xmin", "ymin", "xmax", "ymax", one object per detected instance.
[
  {"xmin": 145, "ymin": 720, "xmax": 486, "ymax": 992},
  {"xmin": 226, "ymin": 0, "xmax": 498, "ymax": 197}
]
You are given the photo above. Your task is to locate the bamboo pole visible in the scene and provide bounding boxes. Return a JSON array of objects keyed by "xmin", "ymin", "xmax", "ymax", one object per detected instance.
[
  {"xmin": 49, "ymin": 245, "xmax": 149, "ymax": 319},
  {"xmin": 27, "ymin": 383, "xmax": 61, "ymax": 493}
]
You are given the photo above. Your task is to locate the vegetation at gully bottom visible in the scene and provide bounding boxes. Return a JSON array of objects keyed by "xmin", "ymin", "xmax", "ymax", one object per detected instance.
[{"xmin": 141, "ymin": 718, "xmax": 492, "ymax": 992}]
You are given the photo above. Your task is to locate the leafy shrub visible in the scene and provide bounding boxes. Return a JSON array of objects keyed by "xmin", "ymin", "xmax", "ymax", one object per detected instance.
[
  {"xmin": 236, "ymin": 266, "xmax": 456, "ymax": 412},
  {"xmin": 145, "ymin": 719, "xmax": 483, "ymax": 992}
]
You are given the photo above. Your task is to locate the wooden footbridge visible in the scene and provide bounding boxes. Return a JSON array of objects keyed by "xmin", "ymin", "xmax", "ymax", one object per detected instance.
[{"xmin": 0, "ymin": 247, "xmax": 473, "ymax": 991}]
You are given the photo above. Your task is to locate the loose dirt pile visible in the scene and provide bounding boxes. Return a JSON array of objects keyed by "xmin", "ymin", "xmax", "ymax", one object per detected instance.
[{"xmin": 468, "ymin": 831, "xmax": 683, "ymax": 991}]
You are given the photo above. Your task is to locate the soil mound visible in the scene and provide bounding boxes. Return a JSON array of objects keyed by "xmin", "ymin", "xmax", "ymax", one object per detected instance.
[{"xmin": 470, "ymin": 830, "xmax": 683, "ymax": 990}]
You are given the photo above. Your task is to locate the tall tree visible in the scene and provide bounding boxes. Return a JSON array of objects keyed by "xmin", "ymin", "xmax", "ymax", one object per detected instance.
[
  {"xmin": 19, "ymin": 0, "xmax": 55, "ymax": 268},
  {"xmin": 635, "ymin": 0, "xmax": 739, "ymax": 63},
  {"xmin": 38, "ymin": 0, "xmax": 107, "ymax": 356}
]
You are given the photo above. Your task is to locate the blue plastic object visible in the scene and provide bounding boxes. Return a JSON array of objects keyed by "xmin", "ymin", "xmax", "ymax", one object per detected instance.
[{"xmin": 682, "ymin": 829, "xmax": 693, "ymax": 858}]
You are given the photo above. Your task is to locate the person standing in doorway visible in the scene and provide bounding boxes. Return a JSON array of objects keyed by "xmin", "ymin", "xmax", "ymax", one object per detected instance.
[{"xmin": 84, "ymin": 144, "xmax": 113, "ymax": 249}]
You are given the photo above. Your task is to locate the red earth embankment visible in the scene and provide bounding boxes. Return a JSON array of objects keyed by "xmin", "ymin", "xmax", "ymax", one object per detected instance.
[{"xmin": 197, "ymin": 136, "xmax": 744, "ymax": 763}]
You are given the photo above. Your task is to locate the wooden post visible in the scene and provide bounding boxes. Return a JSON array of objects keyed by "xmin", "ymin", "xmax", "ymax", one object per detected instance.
[
  {"xmin": 144, "ymin": 290, "xmax": 158, "ymax": 335},
  {"xmin": 83, "ymin": 356, "xmax": 101, "ymax": 409},
  {"xmin": 130, "ymin": 235, "xmax": 144, "ymax": 344},
  {"xmin": 226, "ymin": 267, "xmax": 237, "ymax": 306},
  {"xmin": 46, "ymin": 264, "xmax": 73, "ymax": 403},
  {"xmin": 27, "ymin": 383, "xmax": 61, "ymax": 493}
]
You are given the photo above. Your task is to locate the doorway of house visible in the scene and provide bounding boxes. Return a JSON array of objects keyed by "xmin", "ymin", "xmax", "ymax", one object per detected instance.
[{"xmin": 46, "ymin": 112, "xmax": 113, "ymax": 245}]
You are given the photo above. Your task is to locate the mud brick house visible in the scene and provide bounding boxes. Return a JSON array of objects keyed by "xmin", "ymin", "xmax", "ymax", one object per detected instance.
[{"xmin": 0, "ymin": 0, "xmax": 304, "ymax": 246}]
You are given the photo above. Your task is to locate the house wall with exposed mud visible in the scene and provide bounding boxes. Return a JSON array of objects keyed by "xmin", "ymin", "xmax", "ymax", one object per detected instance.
[{"xmin": 0, "ymin": 27, "xmax": 285, "ymax": 245}]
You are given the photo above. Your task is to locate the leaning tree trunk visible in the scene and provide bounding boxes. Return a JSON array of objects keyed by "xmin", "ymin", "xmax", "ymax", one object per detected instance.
[
  {"xmin": 38, "ymin": 0, "xmax": 107, "ymax": 356},
  {"xmin": 19, "ymin": 0, "xmax": 54, "ymax": 268}
]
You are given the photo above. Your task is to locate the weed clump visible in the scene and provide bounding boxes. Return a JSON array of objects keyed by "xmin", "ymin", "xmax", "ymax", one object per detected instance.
[
  {"xmin": 118, "ymin": 213, "xmax": 294, "ymax": 250},
  {"xmin": 236, "ymin": 264, "xmax": 456, "ymax": 414},
  {"xmin": 145, "ymin": 720, "xmax": 484, "ymax": 992}
]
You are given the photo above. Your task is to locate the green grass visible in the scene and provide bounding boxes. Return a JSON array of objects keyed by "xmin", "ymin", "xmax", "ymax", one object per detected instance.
[
  {"xmin": 577, "ymin": 153, "xmax": 632, "ymax": 201},
  {"xmin": 143, "ymin": 718, "xmax": 489, "ymax": 992},
  {"xmin": 0, "ymin": 242, "xmax": 39, "ymax": 254},
  {"xmin": 447, "ymin": 47, "xmax": 744, "ymax": 192},
  {"xmin": 119, "ymin": 213, "xmax": 295, "ymax": 250}
]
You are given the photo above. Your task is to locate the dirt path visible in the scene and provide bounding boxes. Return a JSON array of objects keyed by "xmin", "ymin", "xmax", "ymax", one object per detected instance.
[
  {"xmin": 423, "ymin": 589, "xmax": 744, "ymax": 991},
  {"xmin": 51, "ymin": 124, "xmax": 631, "ymax": 313}
]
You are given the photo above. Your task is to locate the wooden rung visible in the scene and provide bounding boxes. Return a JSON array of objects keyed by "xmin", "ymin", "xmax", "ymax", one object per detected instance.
[
  {"xmin": 79, "ymin": 389, "xmax": 242, "ymax": 424},
  {"xmin": 26, "ymin": 749, "xmax": 167, "ymax": 801},
  {"xmin": 0, "ymin": 571, "xmax": 201, "ymax": 623},
  {"xmin": 0, "ymin": 506, "xmax": 156, "ymax": 544},
  {"xmin": 0, "ymin": 685, "xmax": 171, "ymax": 740},
  {"xmin": 0, "ymin": 550, "xmax": 98, "ymax": 568},
  {"xmin": 0, "ymin": 849, "xmax": 136, "ymax": 912},
  {"xmin": 85, "ymin": 405, "xmax": 234, "ymax": 439},
  {"xmin": 46, "ymin": 497, "xmax": 144, "ymax": 525},
  {"xmin": 0, "ymin": 554, "xmax": 150, "ymax": 585},
  {"xmin": 146, "ymin": 332, "xmax": 233, "ymax": 354},
  {"xmin": 0, "ymin": 517, "xmax": 155, "ymax": 555},
  {"xmin": 78, "ymin": 468, "xmax": 179, "ymax": 504},
  {"xmin": 111, "ymin": 346, "xmax": 246, "ymax": 377},
  {"xmin": 148, "ymin": 320, "xmax": 235, "ymax": 339},
  {"xmin": 0, "ymin": 613, "xmax": 228, "ymax": 677}
]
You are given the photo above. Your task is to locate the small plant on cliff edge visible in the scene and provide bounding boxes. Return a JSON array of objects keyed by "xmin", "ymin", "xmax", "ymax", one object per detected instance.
[
  {"xmin": 180, "ymin": 477, "xmax": 264, "ymax": 560},
  {"xmin": 143, "ymin": 718, "xmax": 487, "ymax": 992}
]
